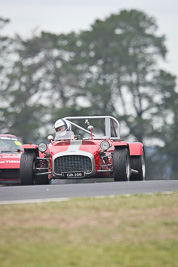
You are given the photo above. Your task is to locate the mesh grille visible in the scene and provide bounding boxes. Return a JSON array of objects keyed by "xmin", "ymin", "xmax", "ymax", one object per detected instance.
[{"xmin": 54, "ymin": 155, "xmax": 92, "ymax": 174}]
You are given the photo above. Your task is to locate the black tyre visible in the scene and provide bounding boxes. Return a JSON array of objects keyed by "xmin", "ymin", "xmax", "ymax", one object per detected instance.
[
  {"xmin": 20, "ymin": 152, "xmax": 36, "ymax": 185},
  {"xmin": 130, "ymin": 148, "xmax": 145, "ymax": 181},
  {"xmin": 113, "ymin": 147, "xmax": 131, "ymax": 182}
]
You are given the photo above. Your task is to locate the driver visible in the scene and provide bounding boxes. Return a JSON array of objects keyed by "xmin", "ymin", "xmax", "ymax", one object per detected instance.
[{"xmin": 54, "ymin": 119, "xmax": 74, "ymax": 139}]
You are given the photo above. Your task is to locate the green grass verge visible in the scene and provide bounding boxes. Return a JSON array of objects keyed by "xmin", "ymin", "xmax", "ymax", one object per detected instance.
[{"xmin": 0, "ymin": 192, "xmax": 178, "ymax": 267}]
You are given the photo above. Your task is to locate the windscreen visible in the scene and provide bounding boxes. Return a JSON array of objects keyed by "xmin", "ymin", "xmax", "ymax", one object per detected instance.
[
  {"xmin": 55, "ymin": 131, "xmax": 74, "ymax": 140},
  {"xmin": 0, "ymin": 137, "xmax": 22, "ymax": 152}
]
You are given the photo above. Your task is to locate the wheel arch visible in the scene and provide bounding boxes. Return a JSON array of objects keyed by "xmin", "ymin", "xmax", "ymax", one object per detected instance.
[
  {"xmin": 22, "ymin": 144, "xmax": 39, "ymax": 156},
  {"xmin": 113, "ymin": 141, "xmax": 129, "ymax": 151},
  {"xmin": 129, "ymin": 142, "xmax": 143, "ymax": 156}
]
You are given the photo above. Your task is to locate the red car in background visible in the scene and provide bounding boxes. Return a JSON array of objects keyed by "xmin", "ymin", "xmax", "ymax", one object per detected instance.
[{"xmin": 0, "ymin": 134, "xmax": 23, "ymax": 185}]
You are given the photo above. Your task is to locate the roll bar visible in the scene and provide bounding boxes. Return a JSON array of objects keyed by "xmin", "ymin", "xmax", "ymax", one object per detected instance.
[{"xmin": 64, "ymin": 116, "xmax": 120, "ymax": 139}]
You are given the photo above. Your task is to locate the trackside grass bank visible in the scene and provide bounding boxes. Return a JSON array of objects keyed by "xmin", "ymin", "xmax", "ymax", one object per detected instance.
[{"xmin": 0, "ymin": 192, "xmax": 178, "ymax": 267}]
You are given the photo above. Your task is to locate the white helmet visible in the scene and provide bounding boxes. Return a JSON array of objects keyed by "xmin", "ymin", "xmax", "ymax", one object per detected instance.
[{"xmin": 54, "ymin": 119, "xmax": 71, "ymax": 137}]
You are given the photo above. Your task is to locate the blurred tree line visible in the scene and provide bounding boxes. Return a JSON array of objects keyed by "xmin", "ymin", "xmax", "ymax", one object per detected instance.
[{"xmin": 0, "ymin": 10, "xmax": 177, "ymax": 179}]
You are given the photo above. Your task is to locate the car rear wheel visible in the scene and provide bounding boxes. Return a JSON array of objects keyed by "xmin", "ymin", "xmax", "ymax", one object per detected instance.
[
  {"xmin": 113, "ymin": 147, "xmax": 131, "ymax": 182},
  {"xmin": 130, "ymin": 148, "xmax": 145, "ymax": 181},
  {"xmin": 20, "ymin": 152, "xmax": 36, "ymax": 185}
]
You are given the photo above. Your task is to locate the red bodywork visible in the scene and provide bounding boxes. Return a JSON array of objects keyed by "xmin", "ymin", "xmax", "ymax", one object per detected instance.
[
  {"xmin": 22, "ymin": 139, "xmax": 143, "ymax": 180},
  {"xmin": 20, "ymin": 116, "xmax": 145, "ymax": 183},
  {"xmin": 0, "ymin": 134, "xmax": 22, "ymax": 184},
  {"xmin": 53, "ymin": 139, "xmax": 141, "ymax": 177}
]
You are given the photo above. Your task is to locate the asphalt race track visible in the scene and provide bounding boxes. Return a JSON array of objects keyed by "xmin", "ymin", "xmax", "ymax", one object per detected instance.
[{"xmin": 0, "ymin": 180, "xmax": 178, "ymax": 204}]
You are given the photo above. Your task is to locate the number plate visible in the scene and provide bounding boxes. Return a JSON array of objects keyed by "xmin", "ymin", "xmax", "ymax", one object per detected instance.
[{"xmin": 62, "ymin": 172, "xmax": 85, "ymax": 178}]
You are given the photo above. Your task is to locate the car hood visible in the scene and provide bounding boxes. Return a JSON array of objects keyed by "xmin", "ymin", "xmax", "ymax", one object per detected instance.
[
  {"xmin": 50, "ymin": 140, "xmax": 101, "ymax": 157},
  {"xmin": 0, "ymin": 153, "xmax": 21, "ymax": 169}
]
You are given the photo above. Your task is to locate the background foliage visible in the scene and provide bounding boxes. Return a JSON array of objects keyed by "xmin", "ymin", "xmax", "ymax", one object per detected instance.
[{"xmin": 0, "ymin": 10, "xmax": 177, "ymax": 179}]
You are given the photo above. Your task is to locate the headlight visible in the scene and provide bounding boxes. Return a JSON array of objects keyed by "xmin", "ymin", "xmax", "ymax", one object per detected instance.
[
  {"xmin": 38, "ymin": 142, "xmax": 47, "ymax": 153},
  {"xmin": 100, "ymin": 140, "xmax": 110, "ymax": 151}
]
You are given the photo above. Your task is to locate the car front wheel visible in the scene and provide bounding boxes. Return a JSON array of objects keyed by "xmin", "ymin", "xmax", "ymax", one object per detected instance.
[
  {"xmin": 20, "ymin": 152, "xmax": 36, "ymax": 185},
  {"xmin": 113, "ymin": 147, "xmax": 131, "ymax": 182}
]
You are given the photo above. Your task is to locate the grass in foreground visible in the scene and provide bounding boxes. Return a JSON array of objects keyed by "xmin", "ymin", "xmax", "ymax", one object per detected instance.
[{"xmin": 0, "ymin": 192, "xmax": 178, "ymax": 267}]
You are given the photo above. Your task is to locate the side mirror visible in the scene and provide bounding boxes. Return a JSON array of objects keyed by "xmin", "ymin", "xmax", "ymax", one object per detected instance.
[
  {"xmin": 48, "ymin": 135, "xmax": 54, "ymax": 142},
  {"xmin": 87, "ymin": 125, "xmax": 94, "ymax": 131}
]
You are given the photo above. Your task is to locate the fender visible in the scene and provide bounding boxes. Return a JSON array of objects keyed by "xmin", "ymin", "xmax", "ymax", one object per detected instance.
[
  {"xmin": 129, "ymin": 143, "xmax": 143, "ymax": 156},
  {"xmin": 22, "ymin": 144, "xmax": 39, "ymax": 155},
  {"xmin": 113, "ymin": 141, "xmax": 128, "ymax": 147},
  {"xmin": 22, "ymin": 144, "xmax": 38, "ymax": 150}
]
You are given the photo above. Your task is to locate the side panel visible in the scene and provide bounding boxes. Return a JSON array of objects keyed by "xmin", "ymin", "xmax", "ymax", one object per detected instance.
[
  {"xmin": 129, "ymin": 143, "xmax": 143, "ymax": 156},
  {"xmin": 0, "ymin": 153, "xmax": 21, "ymax": 169}
]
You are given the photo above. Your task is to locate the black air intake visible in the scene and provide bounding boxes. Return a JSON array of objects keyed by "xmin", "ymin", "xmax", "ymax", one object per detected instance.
[{"xmin": 54, "ymin": 155, "xmax": 92, "ymax": 174}]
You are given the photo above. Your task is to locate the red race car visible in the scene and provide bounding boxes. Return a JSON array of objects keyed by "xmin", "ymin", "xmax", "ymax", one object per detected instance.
[
  {"xmin": 0, "ymin": 134, "xmax": 23, "ymax": 185},
  {"xmin": 20, "ymin": 116, "xmax": 145, "ymax": 185}
]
